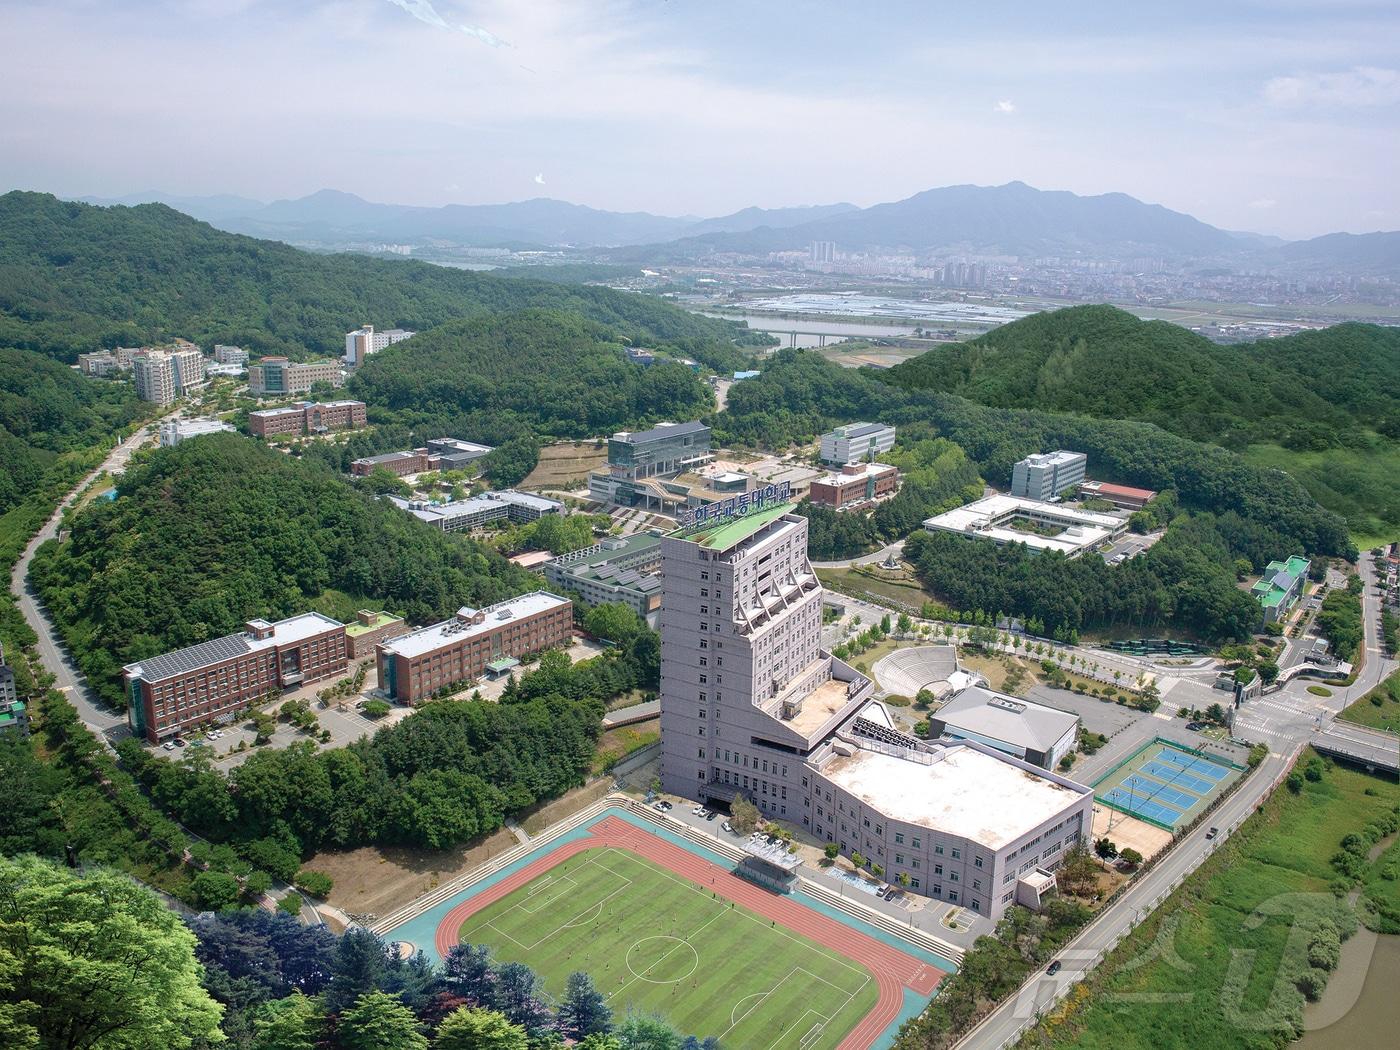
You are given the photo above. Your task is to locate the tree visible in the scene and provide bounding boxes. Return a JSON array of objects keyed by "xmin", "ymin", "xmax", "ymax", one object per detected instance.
[
  {"xmin": 613, "ymin": 1015, "xmax": 684, "ymax": 1050},
  {"xmin": 1118, "ymin": 847, "xmax": 1143, "ymax": 870},
  {"xmin": 0, "ymin": 854, "xmax": 224, "ymax": 1050},
  {"xmin": 730, "ymin": 797, "xmax": 760, "ymax": 835},
  {"xmin": 1094, "ymin": 837, "xmax": 1119, "ymax": 862},
  {"xmin": 557, "ymin": 972, "xmax": 611, "ymax": 1040},
  {"xmin": 252, "ymin": 991, "xmax": 324, "ymax": 1050},
  {"xmin": 896, "ymin": 613, "xmax": 912, "ymax": 636},
  {"xmin": 191, "ymin": 869, "xmax": 242, "ymax": 911},
  {"xmin": 1058, "ymin": 842, "xmax": 1098, "ymax": 895},
  {"xmin": 325, "ymin": 929, "xmax": 391, "ymax": 1013},
  {"xmin": 434, "ymin": 1007, "xmax": 527, "ymax": 1050},
  {"xmin": 583, "ymin": 603, "xmax": 645, "ymax": 644},
  {"xmin": 360, "ymin": 466, "xmax": 412, "ymax": 497},
  {"xmin": 1258, "ymin": 661, "xmax": 1280, "ymax": 684},
  {"xmin": 338, "ymin": 991, "xmax": 427, "ymax": 1050},
  {"xmin": 823, "ymin": 843, "xmax": 840, "ymax": 861},
  {"xmin": 362, "ymin": 699, "xmax": 392, "ymax": 719}
]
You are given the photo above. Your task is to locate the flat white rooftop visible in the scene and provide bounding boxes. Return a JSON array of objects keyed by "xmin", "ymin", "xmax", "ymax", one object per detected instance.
[
  {"xmin": 380, "ymin": 592, "xmax": 570, "ymax": 660},
  {"xmin": 124, "ymin": 611, "xmax": 343, "ymax": 683},
  {"xmin": 823, "ymin": 743, "xmax": 1087, "ymax": 850},
  {"xmin": 923, "ymin": 494, "xmax": 1124, "ymax": 556},
  {"xmin": 814, "ymin": 462, "xmax": 895, "ymax": 486}
]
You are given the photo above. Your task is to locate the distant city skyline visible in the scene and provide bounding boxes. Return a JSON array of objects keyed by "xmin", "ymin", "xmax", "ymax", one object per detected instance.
[{"xmin": 2, "ymin": 0, "xmax": 1397, "ymax": 239}]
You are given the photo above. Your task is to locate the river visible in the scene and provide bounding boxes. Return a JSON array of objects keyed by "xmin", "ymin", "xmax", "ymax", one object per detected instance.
[{"xmin": 1293, "ymin": 931, "xmax": 1400, "ymax": 1046}]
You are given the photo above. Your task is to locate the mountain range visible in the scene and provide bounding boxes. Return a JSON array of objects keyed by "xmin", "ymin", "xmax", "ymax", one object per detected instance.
[{"xmin": 77, "ymin": 183, "xmax": 1400, "ymax": 273}]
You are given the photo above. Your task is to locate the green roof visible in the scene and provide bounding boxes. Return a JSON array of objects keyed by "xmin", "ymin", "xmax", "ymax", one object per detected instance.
[
  {"xmin": 485, "ymin": 656, "xmax": 520, "ymax": 673},
  {"xmin": 345, "ymin": 612, "xmax": 402, "ymax": 636},
  {"xmin": 1259, "ymin": 591, "xmax": 1286, "ymax": 608},
  {"xmin": 680, "ymin": 502, "xmax": 796, "ymax": 551}
]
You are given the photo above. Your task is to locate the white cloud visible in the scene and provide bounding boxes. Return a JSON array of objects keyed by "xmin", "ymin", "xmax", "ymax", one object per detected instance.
[
  {"xmin": 383, "ymin": 0, "xmax": 508, "ymax": 47},
  {"xmin": 534, "ymin": 172, "xmax": 545, "ymax": 185},
  {"xmin": 1249, "ymin": 198, "xmax": 1277, "ymax": 209},
  {"xmin": 1263, "ymin": 66, "xmax": 1400, "ymax": 107},
  {"xmin": 994, "ymin": 100, "xmax": 1016, "ymax": 114}
]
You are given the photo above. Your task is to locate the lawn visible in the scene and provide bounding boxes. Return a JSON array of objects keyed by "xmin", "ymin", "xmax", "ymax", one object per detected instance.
[
  {"xmin": 453, "ymin": 847, "xmax": 878, "ymax": 1049},
  {"xmin": 1340, "ymin": 670, "xmax": 1400, "ymax": 735},
  {"xmin": 1017, "ymin": 749, "xmax": 1400, "ymax": 1050},
  {"xmin": 1242, "ymin": 440, "xmax": 1400, "ymax": 548}
]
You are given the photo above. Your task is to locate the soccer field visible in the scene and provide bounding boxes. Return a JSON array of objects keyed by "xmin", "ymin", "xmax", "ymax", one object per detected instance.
[{"xmin": 453, "ymin": 846, "xmax": 879, "ymax": 1050}]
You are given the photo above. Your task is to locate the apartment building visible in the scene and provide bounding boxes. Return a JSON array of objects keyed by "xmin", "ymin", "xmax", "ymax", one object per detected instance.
[
  {"xmin": 123, "ymin": 613, "xmax": 348, "ymax": 743},
  {"xmin": 545, "ymin": 533, "xmax": 664, "ymax": 618},
  {"xmin": 1011, "ymin": 451, "xmax": 1087, "ymax": 501},
  {"xmin": 807, "ymin": 462, "xmax": 899, "ymax": 510},
  {"xmin": 248, "ymin": 357, "xmax": 343, "ymax": 397},
  {"xmin": 343, "ymin": 324, "xmax": 415, "ymax": 367},
  {"xmin": 376, "ymin": 592, "xmax": 573, "ymax": 705},
  {"xmin": 77, "ymin": 351, "xmax": 120, "ymax": 377},
  {"xmin": 248, "ymin": 400, "xmax": 368, "ymax": 437},
  {"xmin": 658, "ymin": 500, "xmax": 1091, "ymax": 920},
  {"xmin": 213, "ymin": 345, "xmax": 249, "ymax": 366},
  {"xmin": 820, "ymin": 422, "xmax": 896, "ymax": 466}
]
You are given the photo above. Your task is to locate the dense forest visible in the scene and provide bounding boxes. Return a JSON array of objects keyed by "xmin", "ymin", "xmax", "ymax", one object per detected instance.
[
  {"xmin": 0, "ymin": 191, "xmax": 753, "ymax": 371},
  {"xmin": 29, "ymin": 435, "xmax": 539, "ymax": 707},
  {"xmin": 348, "ymin": 309, "xmax": 714, "ymax": 441},
  {"xmin": 718, "ymin": 349, "xmax": 1353, "ymax": 559},
  {"xmin": 904, "ymin": 512, "xmax": 1268, "ymax": 642},
  {"xmin": 0, "ymin": 347, "xmax": 148, "ymax": 512},
  {"xmin": 884, "ymin": 306, "xmax": 1400, "ymax": 538}
]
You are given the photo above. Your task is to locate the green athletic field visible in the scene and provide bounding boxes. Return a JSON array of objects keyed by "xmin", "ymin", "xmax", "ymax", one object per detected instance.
[{"xmin": 454, "ymin": 846, "xmax": 879, "ymax": 1049}]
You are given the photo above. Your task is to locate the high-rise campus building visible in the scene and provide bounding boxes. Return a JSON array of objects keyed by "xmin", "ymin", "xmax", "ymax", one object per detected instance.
[{"xmin": 658, "ymin": 498, "xmax": 1092, "ymax": 919}]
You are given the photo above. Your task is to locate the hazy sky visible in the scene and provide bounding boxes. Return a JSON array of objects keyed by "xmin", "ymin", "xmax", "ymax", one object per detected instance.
[{"xmin": 3, "ymin": 0, "xmax": 1397, "ymax": 238}]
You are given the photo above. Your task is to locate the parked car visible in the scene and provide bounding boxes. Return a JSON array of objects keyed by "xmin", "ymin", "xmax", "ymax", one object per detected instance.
[
  {"xmin": 692, "ymin": 805, "xmax": 705, "ymax": 816},
  {"xmin": 653, "ymin": 800, "xmax": 672, "ymax": 812},
  {"xmin": 721, "ymin": 821, "xmax": 734, "ymax": 834},
  {"xmin": 705, "ymin": 810, "xmax": 718, "ymax": 822},
  {"xmin": 883, "ymin": 888, "xmax": 898, "ymax": 901},
  {"xmin": 173, "ymin": 737, "xmax": 186, "ymax": 747},
  {"xmin": 162, "ymin": 741, "xmax": 176, "ymax": 751},
  {"xmin": 1046, "ymin": 960, "xmax": 1062, "ymax": 975}
]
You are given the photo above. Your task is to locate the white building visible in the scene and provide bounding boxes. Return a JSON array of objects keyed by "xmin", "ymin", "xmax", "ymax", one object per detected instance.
[
  {"xmin": 1011, "ymin": 451, "xmax": 1086, "ymax": 501},
  {"xmin": 820, "ymin": 422, "xmax": 896, "ymax": 465},
  {"xmin": 159, "ymin": 418, "xmax": 236, "ymax": 447},
  {"xmin": 213, "ymin": 345, "xmax": 249, "ymax": 366},
  {"xmin": 923, "ymin": 494, "xmax": 1125, "ymax": 557},
  {"xmin": 169, "ymin": 347, "xmax": 207, "ymax": 394},
  {"xmin": 657, "ymin": 499, "xmax": 1092, "ymax": 920},
  {"xmin": 927, "ymin": 687, "xmax": 1080, "ymax": 770},
  {"xmin": 343, "ymin": 325, "xmax": 416, "ymax": 367},
  {"xmin": 132, "ymin": 351, "xmax": 176, "ymax": 405}
]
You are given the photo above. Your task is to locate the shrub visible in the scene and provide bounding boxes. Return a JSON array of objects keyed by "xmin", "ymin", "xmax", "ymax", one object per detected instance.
[
  {"xmin": 277, "ymin": 895, "xmax": 302, "ymax": 915},
  {"xmin": 824, "ymin": 843, "xmax": 840, "ymax": 861},
  {"xmin": 244, "ymin": 870, "xmax": 273, "ymax": 898}
]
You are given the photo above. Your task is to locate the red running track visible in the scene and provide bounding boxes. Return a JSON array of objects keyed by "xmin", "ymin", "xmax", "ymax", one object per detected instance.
[{"xmin": 434, "ymin": 814, "xmax": 943, "ymax": 1050}]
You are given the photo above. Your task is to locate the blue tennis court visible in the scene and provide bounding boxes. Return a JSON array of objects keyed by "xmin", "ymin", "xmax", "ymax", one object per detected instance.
[
  {"xmin": 1120, "ymin": 774, "xmax": 1199, "ymax": 810},
  {"xmin": 1101, "ymin": 789, "xmax": 1183, "ymax": 825},
  {"xmin": 1141, "ymin": 761, "xmax": 1217, "ymax": 796},
  {"xmin": 1155, "ymin": 749, "xmax": 1229, "ymax": 781}
]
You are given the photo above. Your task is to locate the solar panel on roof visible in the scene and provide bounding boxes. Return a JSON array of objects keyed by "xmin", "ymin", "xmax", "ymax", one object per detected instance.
[{"xmin": 134, "ymin": 634, "xmax": 253, "ymax": 681}]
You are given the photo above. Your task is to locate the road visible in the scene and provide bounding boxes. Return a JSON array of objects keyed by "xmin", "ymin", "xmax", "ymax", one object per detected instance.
[
  {"xmin": 960, "ymin": 552, "xmax": 1396, "ymax": 1048},
  {"xmin": 811, "ymin": 538, "xmax": 906, "ymax": 570},
  {"xmin": 9, "ymin": 422, "xmax": 161, "ymax": 745}
]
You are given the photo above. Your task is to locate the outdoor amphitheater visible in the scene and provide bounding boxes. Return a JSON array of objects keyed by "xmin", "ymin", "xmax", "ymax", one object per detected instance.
[{"xmin": 871, "ymin": 645, "xmax": 961, "ymax": 699}]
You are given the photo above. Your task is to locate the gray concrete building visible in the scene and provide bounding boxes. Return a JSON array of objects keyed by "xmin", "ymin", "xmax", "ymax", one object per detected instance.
[
  {"xmin": 545, "ymin": 533, "xmax": 663, "ymax": 619},
  {"xmin": 927, "ymin": 687, "xmax": 1080, "ymax": 769},
  {"xmin": 588, "ymin": 421, "xmax": 713, "ymax": 507},
  {"xmin": 819, "ymin": 422, "xmax": 896, "ymax": 466},
  {"xmin": 1010, "ymin": 451, "xmax": 1087, "ymax": 501},
  {"xmin": 658, "ymin": 499, "xmax": 1092, "ymax": 920}
]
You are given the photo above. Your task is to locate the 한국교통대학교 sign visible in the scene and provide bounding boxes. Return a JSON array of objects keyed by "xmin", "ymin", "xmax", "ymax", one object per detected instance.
[{"xmin": 677, "ymin": 480, "xmax": 792, "ymax": 530}]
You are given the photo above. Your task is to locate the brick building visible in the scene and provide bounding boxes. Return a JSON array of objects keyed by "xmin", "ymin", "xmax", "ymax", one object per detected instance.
[
  {"xmin": 351, "ymin": 450, "xmax": 430, "ymax": 477},
  {"xmin": 344, "ymin": 610, "xmax": 409, "ymax": 659},
  {"xmin": 249, "ymin": 400, "xmax": 367, "ymax": 437},
  {"xmin": 123, "ymin": 613, "xmax": 348, "ymax": 743},
  {"xmin": 807, "ymin": 462, "xmax": 899, "ymax": 510},
  {"xmin": 376, "ymin": 593, "xmax": 573, "ymax": 705}
]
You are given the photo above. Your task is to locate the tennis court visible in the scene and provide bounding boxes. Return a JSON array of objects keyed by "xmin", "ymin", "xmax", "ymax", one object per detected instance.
[{"xmin": 1092, "ymin": 739, "xmax": 1244, "ymax": 831}]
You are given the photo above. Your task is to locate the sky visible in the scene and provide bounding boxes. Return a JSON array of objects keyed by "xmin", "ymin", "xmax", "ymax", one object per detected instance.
[{"xmin": 2, "ymin": 0, "xmax": 1397, "ymax": 239}]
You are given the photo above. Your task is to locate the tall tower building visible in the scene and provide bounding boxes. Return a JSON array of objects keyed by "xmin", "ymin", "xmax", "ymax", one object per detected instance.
[
  {"xmin": 132, "ymin": 351, "xmax": 176, "ymax": 405},
  {"xmin": 657, "ymin": 495, "xmax": 1094, "ymax": 919}
]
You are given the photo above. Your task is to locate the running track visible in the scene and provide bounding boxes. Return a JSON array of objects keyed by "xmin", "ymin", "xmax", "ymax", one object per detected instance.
[{"xmin": 434, "ymin": 814, "xmax": 943, "ymax": 1050}]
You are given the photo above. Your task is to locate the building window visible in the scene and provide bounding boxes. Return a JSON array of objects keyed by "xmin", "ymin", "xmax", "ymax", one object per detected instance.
[
  {"xmin": 894, "ymin": 832, "xmax": 904, "ymax": 845},
  {"xmin": 934, "ymin": 844, "xmax": 944, "ymax": 855},
  {"xmin": 975, "ymin": 855, "xmax": 984, "ymax": 868},
  {"xmin": 951, "ymin": 848, "xmax": 961, "ymax": 860}
]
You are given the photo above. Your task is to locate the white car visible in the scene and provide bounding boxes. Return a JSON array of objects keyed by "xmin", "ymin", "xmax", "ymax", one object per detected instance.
[
  {"xmin": 692, "ymin": 805, "xmax": 705, "ymax": 816},
  {"xmin": 162, "ymin": 741, "xmax": 176, "ymax": 750},
  {"xmin": 722, "ymin": 821, "xmax": 734, "ymax": 834}
]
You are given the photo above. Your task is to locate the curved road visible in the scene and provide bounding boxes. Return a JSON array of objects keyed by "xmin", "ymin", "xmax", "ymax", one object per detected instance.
[{"xmin": 9, "ymin": 423, "xmax": 161, "ymax": 745}]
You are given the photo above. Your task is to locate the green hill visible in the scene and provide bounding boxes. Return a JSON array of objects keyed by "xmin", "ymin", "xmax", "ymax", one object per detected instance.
[
  {"xmin": 0, "ymin": 191, "xmax": 751, "ymax": 369},
  {"xmin": 29, "ymin": 434, "xmax": 538, "ymax": 707},
  {"xmin": 885, "ymin": 306, "xmax": 1400, "ymax": 540},
  {"xmin": 0, "ymin": 347, "xmax": 148, "ymax": 513},
  {"xmin": 348, "ymin": 309, "xmax": 713, "ymax": 440}
]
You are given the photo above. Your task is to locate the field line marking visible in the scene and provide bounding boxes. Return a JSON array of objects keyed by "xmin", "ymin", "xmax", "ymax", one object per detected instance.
[{"xmin": 607, "ymin": 906, "xmax": 727, "ymax": 1004}]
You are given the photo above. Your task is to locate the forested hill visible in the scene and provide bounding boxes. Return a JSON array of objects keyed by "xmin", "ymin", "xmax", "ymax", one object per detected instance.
[
  {"xmin": 348, "ymin": 309, "xmax": 712, "ymax": 440},
  {"xmin": 0, "ymin": 191, "xmax": 752, "ymax": 368},
  {"xmin": 885, "ymin": 305, "xmax": 1400, "ymax": 451},
  {"xmin": 0, "ymin": 347, "xmax": 148, "ymax": 513},
  {"xmin": 29, "ymin": 435, "xmax": 538, "ymax": 707},
  {"xmin": 717, "ymin": 349, "xmax": 1352, "ymax": 558}
]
